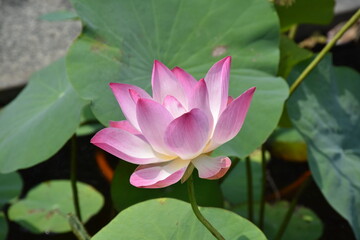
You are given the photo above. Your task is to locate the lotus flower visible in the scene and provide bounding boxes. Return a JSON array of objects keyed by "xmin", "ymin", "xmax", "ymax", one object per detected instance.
[{"xmin": 91, "ymin": 56, "xmax": 255, "ymax": 188}]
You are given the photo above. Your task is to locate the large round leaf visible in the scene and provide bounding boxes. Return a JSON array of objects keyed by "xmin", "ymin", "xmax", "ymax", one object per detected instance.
[
  {"xmin": 0, "ymin": 212, "xmax": 8, "ymax": 240},
  {"xmin": 235, "ymin": 201, "xmax": 323, "ymax": 240},
  {"xmin": 8, "ymin": 180, "xmax": 104, "ymax": 234},
  {"xmin": 66, "ymin": 0, "xmax": 287, "ymax": 158},
  {"xmin": 287, "ymin": 55, "xmax": 360, "ymax": 239},
  {"xmin": 92, "ymin": 198, "xmax": 266, "ymax": 240},
  {"xmin": 111, "ymin": 161, "xmax": 223, "ymax": 211},
  {"xmin": 0, "ymin": 172, "xmax": 22, "ymax": 208},
  {"xmin": 0, "ymin": 59, "xmax": 86, "ymax": 173}
]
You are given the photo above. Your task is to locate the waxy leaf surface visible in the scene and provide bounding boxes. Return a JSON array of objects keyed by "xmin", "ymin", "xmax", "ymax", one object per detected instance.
[
  {"xmin": 67, "ymin": 0, "xmax": 288, "ymax": 158},
  {"xmin": 288, "ymin": 55, "xmax": 360, "ymax": 239},
  {"xmin": 92, "ymin": 198, "xmax": 266, "ymax": 240},
  {"xmin": 0, "ymin": 59, "xmax": 86, "ymax": 173}
]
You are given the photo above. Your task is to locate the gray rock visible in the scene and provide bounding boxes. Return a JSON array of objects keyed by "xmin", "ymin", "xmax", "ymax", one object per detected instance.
[{"xmin": 0, "ymin": 0, "xmax": 81, "ymax": 90}]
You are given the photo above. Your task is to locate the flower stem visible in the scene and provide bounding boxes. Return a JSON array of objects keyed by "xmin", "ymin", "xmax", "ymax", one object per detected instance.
[
  {"xmin": 187, "ymin": 173, "xmax": 225, "ymax": 240},
  {"xmin": 68, "ymin": 213, "xmax": 91, "ymax": 240},
  {"xmin": 245, "ymin": 157, "xmax": 253, "ymax": 222},
  {"xmin": 274, "ymin": 177, "xmax": 311, "ymax": 240},
  {"xmin": 289, "ymin": 9, "xmax": 360, "ymax": 95},
  {"xmin": 259, "ymin": 145, "xmax": 267, "ymax": 230},
  {"xmin": 70, "ymin": 135, "xmax": 82, "ymax": 221},
  {"xmin": 288, "ymin": 24, "xmax": 298, "ymax": 40}
]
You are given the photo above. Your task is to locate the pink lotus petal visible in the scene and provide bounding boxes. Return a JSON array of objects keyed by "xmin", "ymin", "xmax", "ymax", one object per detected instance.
[
  {"xmin": 227, "ymin": 96, "xmax": 234, "ymax": 105},
  {"xmin": 109, "ymin": 83, "xmax": 151, "ymax": 130},
  {"xmin": 91, "ymin": 128, "xmax": 165, "ymax": 164},
  {"xmin": 163, "ymin": 95, "xmax": 187, "ymax": 118},
  {"xmin": 192, "ymin": 155, "xmax": 231, "ymax": 179},
  {"xmin": 109, "ymin": 120, "xmax": 141, "ymax": 135},
  {"xmin": 204, "ymin": 56, "xmax": 231, "ymax": 121},
  {"xmin": 129, "ymin": 89, "xmax": 141, "ymax": 103},
  {"xmin": 189, "ymin": 79, "xmax": 210, "ymax": 111},
  {"xmin": 130, "ymin": 159, "xmax": 189, "ymax": 188},
  {"xmin": 164, "ymin": 108, "xmax": 210, "ymax": 160},
  {"xmin": 172, "ymin": 67, "xmax": 197, "ymax": 103},
  {"xmin": 208, "ymin": 87, "xmax": 256, "ymax": 151},
  {"xmin": 188, "ymin": 79, "xmax": 213, "ymax": 130},
  {"xmin": 136, "ymin": 98, "xmax": 174, "ymax": 155},
  {"xmin": 151, "ymin": 60, "xmax": 186, "ymax": 106}
]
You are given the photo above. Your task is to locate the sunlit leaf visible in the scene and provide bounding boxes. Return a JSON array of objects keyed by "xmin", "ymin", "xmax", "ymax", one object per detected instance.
[
  {"xmin": 0, "ymin": 59, "xmax": 86, "ymax": 173},
  {"xmin": 92, "ymin": 198, "xmax": 266, "ymax": 240}
]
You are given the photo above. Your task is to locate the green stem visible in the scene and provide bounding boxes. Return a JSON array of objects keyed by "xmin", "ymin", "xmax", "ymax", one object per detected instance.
[
  {"xmin": 245, "ymin": 157, "xmax": 253, "ymax": 222},
  {"xmin": 288, "ymin": 24, "xmax": 298, "ymax": 40},
  {"xmin": 259, "ymin": 146, "xmax": 266, "ymax": 230},
  {"xmin": 187, "ymin": 173, "xmax": 225, "ymax": 240},
  {"xmin": 71, "ymin": 135, "xmax": 82, "ymax": 221},
  {"xmin": 68, "ymin": 213, "xmax": 91, "ymax": 240},
  {"xmin": 274, "ymin": 177, "xmax": 311, "ymax": 240},
  {"xmin": 289, "ymin": 9, "xmax": 360, "ymax": 95}
]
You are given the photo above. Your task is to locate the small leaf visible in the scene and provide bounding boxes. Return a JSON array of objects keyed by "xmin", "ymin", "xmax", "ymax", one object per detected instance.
[
  {"xmin": 92, "ymin": 198, "xmax": 267, "ymax": 240},
  {"xmin": 8, "ymin": 180, "xmax": 104, "ymax": 234}
]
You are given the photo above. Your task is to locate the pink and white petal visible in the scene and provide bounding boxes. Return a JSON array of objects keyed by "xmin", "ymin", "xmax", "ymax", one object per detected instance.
[
  {"xmin": 172, "ymin": 67, "xmax": 197, "ymax": 103},
  {"xmin": 151, "ymin": 60, "xmax": 186, "ymax": 105},
  {"xmin": 192, "ymin": 155, "xmax": 231, "ymax": 179},
  {"xmin": 130, "ymin": 159, "xmax": 190, "ymax": 188},
  {"xmin": 136, "ymin": 98, "xmax": 174, "ymax": 155},
  {"xmin": 109, "ymin": 83, "xmax": 151, "ymax": 130},
  {"xmin": 188, "ymin": 79, "xmax": 210, "ymax": 111},
  {"xmin": 208, "ymin": 87, "xmax": 256, "ymax": 151},
  {"xmin": 204, "ymin": 56, "xmax": 231, "ymax": 121},
  {"xmin": 163, "ymin": 95, "xmax": 187, "ymax": 118},
  {"xmin": 164, "ymin": 108, "xmax": 210, "ymax": 160},
  {"xmin": 91, "ymin": 127, "xmax": 164, "ymax": 164},
  {"xmin": 188, "ymin": 79, "xmax": 214, "ymax": 130},
  {"xmin": 109, "ymin": 120, "xmax": 141, "ymax": 135}
]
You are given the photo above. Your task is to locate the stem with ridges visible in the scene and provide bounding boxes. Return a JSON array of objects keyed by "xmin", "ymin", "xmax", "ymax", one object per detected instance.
[
  {"xmin": 71, "ymin": 135, "xmax": 82, "ymax": 221},
  {"xmin": 274, "ymin": 177, "xmax": 311, "ymax": 240},
  {"xmin": 245, "ymin": 157, "xmax": 253, "ymax": 222},
  {"xmin": 259, "ymin": 145, "xmax": 266, "ymax": 229},
  {"xmin": 187, "ymin": 173, "xmax": 225, "ymax": 240},
  {"xmin": 289, "ymin": 9, "xmax": 360, "ymax": 95}
]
